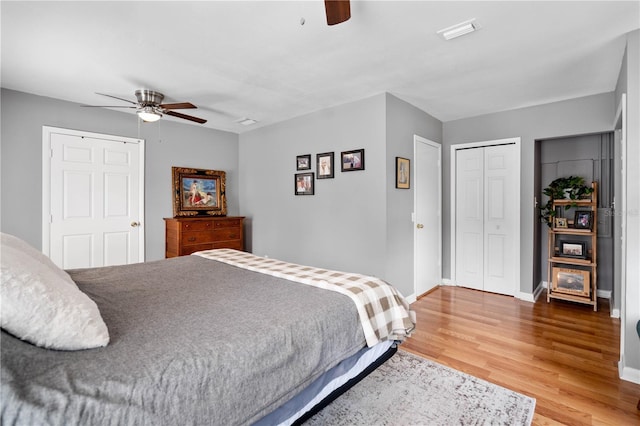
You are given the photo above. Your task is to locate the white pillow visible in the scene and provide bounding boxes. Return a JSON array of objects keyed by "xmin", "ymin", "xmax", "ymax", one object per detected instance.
[{"xmin": 0, "ymin": 232, "xmax": 109, "ymax": 350}]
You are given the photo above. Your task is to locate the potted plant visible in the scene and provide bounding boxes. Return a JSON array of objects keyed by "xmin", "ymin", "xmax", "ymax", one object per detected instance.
[{"xmin": 540, "ymin": 176, "xmax": 593, "ymax": 227}]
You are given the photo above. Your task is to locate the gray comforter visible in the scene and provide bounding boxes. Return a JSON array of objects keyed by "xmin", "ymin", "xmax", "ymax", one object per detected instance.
[{"xmin": 1, "ymin": 255, "xmax": 366, "ymax": 425}]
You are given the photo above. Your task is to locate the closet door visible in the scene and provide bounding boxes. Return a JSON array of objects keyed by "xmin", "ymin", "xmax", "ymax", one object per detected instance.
[
  {"xmin": 455, "ymin": 148, "xmax": 484, "ymax": 291},
  {"xmin": 455, "ymin": 143, "xmax": 519, "ymax": 296},
  {"xmin": 483, "ymin": 144, "xmax": 518, "ymax": 296}
]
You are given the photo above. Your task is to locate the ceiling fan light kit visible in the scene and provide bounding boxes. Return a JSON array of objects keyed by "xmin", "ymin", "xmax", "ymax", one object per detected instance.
[{"xmin": 138, "ymin": 106, "xmax": 162, "ymax": 122}]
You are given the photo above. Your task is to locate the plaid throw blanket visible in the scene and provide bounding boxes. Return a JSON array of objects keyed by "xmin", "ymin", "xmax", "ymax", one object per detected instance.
[{"xmin": 194, "ymin": 249, "xmax": 416, "ymax": 347}]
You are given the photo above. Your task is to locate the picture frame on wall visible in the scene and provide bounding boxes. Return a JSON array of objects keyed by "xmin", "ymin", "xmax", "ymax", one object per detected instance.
[
  {"xmin": 552, "ymin": 267, "xmax": 590, "ymax": 297},
  {"xmin": 316, "ymin": 152, "xmax": 334, "ymax": 179},
  {"xmin": 295, "ymin": 172, "xmax": 314, "ymax": 195},
  {"xmin": 341, "ymin": 149, "xmax": 365, "ymax": 172},
  {"xmin": 172, "ymin": 167, "xmax": 227, "ymax": 217},
  {"xmin": 296, "ymin": 154, "xmax": 311, "ymax": 171},
  {"xmin": 395, "ymin": 157, "xmax": 410, "ymax": 189}
]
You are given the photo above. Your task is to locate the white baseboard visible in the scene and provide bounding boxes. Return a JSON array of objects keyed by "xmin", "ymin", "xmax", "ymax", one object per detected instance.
[
  {"xmin": 619, "ymin": 358, "xmax": 640, "ymax": 384},
  {"xmin": 596, "ymin": 289, "xmax": 611, "ymax": 299},
  {"xmin": 611, "ymin": 308, "xmax": 620, "ymax": 318},
  {"xmin": 406, "ymin": 293, "xmax": 417, "ymax": 304},
  {"xmin": 516, "ymin": 291, "xmax": 536, "ymax": 303},
  {"xmin": 441, "ymin": 279, "xmax": 455, "ymax": 286}
]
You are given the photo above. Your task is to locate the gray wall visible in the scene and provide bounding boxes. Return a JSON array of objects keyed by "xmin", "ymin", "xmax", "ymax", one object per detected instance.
[
  {"xmin": 443, "ymin": 92, "xmax": 615, "ymax": 295},
  {"xmin": 615, "ymin": 30, "xmax": 640, "ymax": 375},
  {"xmin": 238, "ymin": 93, "xmax": 442, "ymax": 297},
  {"xmin": 0, "ymin": 89, "xmax": 239, "ymax": 261},
  {"xmin": 385, "ymin": 94, "xmax": 442, "ymax": 295}
]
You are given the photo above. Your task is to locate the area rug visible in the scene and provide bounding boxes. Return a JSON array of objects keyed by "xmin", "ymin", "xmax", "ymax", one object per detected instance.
[{"xmin": 306, "ymin": 350, "xmax": 536, "ymax": 425}]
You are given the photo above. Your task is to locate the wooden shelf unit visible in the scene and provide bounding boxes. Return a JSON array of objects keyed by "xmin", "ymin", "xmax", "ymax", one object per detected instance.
[{"xmin": 546, "ymin": 182, "xmax": 598, "ymax": 311}]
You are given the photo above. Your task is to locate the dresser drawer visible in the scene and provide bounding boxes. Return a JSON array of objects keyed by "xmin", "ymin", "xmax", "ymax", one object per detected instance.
[
  {"xmin": 213, "ymin": 218, "xmax": 242, "ymax": 229},
  {"xmin": 212, "ymin": 228, "xmax": 241, "ymax": 241},
  {"xmin": 180, "ymin": 221, "xmax": 213, "ymax": 231},
  {"xmin": 180, "ymin": 243, "xmax": 215, "ymax": 255},
  {"xmin": 212, "ymin": 240, "xmax": 243, "ymax": 250},
  {"xmin": 181, "ymin": 231, "xmax": 214, "ymax": 246}
]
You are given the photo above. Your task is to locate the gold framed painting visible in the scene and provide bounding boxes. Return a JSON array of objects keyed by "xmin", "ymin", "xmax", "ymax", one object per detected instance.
[{"xmin": 172, "ymin": 167, "xmax": 227, "ymax": 217}]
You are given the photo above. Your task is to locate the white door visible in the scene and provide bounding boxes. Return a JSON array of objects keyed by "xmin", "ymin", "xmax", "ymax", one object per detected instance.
[
  {"xmin": 483, "ymin": 144, "xmax": 519, "ymax": 295},
  {"xmin": 43, "ymin": 127, "xmax": 145, "ymax": 269},
  {"xmin": 455, "ymin": 148, "xmax": 484, "ymax": 290},
  {"xmin": 454, "ymin": 140, "xmax": 520, "ymax": 296},
  {"xmin": 414, "ymin": 136, "xmax": 441, "ymax": 297}
]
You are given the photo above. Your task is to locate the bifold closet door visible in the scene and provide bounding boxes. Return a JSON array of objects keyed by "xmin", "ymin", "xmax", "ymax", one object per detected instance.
[{"xmin": 455, "ymin": 144, "xmax": 518, "ymax": 296}]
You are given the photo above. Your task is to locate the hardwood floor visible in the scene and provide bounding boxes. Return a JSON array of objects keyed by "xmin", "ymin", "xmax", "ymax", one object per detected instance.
[{"xmin": 400, "ymin": 286, "xmax": 640, "ymax": 425}]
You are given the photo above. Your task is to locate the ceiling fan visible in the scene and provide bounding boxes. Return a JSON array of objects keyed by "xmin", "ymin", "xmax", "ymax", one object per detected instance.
[
  {"xmin": 325, "ymin": 0, "xmax": 350, "ymax": 25},
  {"xmin": 84, "ymin": 89, "xmax": 207, "ymax": 124}
]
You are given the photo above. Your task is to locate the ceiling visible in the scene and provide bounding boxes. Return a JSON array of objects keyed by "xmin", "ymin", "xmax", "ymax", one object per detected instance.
[{"xmin": 2, "ymin": 1, "xmax": 639, "ymax": 134}]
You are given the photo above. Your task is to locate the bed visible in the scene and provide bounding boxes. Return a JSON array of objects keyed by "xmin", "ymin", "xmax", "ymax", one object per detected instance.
[{"xmin": 1, "ymin": 233, "xmax": 415, "ymax": 425}]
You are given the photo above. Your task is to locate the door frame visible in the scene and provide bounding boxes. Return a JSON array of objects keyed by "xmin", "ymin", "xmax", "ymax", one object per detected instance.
[
  {"xmin": 42, "ymin": 126, "xmax": 146, "ymax": 260},
  {"xmin": 413, "ymin": 135, "xmax": 442, "ymax": 298},
  {"xmin": 450, "ymin": 137, "xmax": 521, "ymax": 295}
]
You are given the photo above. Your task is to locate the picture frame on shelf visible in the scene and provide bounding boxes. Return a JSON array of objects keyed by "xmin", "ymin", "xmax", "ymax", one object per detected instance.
[
  {"xmin": 296, "ymin": 154, "xmax": 312, "ymax": 171},
  {"xmin": 552, "ymin": 267, "xmax": 590, "ymax": 297},
  {"xmin": 554, "ymin": 217, "xmax": 568, "ymax": 229},
  {"xmin": 341, "ymin": 149, "xmax": 365, "ymax": 172},
  {"xmin": 559, "ymin": 241, "xmax": 586, "ymax": 259},
  {"xmin": 295, "ymin": 172, "xmax": 314, "ymax": 195},
  {"xmin": 395, "ymin": 157, "xmax": 410, "ymax": 189},
  {"xmin": 316, "ymin": 152, "xmax": 334, "ymax": 179},
  {"xmin": 172, "ymin": 167, "xmax": 227, "ymax": 217},
  {"xmin": 573, "ymin": 210, "xmax": 593, "ymax": 230}
]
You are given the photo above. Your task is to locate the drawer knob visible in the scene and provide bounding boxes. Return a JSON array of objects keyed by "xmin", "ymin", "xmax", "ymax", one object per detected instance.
[{"xmin": 188, "ymin": 237, "xmax": 196, "ymax": 242}]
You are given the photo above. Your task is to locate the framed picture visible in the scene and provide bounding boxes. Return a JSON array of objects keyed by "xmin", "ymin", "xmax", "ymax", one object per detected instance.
[
  {"xmin": 396, "ymin": 157, "xmax": 410, "ymax": 189},
  {"xmin": 317, "ymin": 152, "xmax": 334, "ymax": 179},
  {"xmin": 574, "ymin": 211, "xmax": 593, "ymax": 230},
  {"xmin": 172, "ymin": 167, "xmax": 227, "ymax": 217},
  {"xmin": 341, "ymin": 149, "xmax": 365, "ymax": 172},
  {"xmin": 552, "ymin": 267, "xmax": 590, "ymax": 297},
  {"xmin": 296, "ymin": 154, "xmax": 311, "ymax": 171},
  {"xmin": 559, "ymin": 240, "xmax": 586, "ymax": 259},
  {"xmin": 295, "ymin": 172, "xmax": 314, "ymax": 195},
  {"xmin": 554, "ymin": 217, "xmax": 568, "ymax": 229}
]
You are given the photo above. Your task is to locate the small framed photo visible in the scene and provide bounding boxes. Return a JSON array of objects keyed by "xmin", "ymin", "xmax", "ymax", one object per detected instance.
[
  {"xmin": 574, "ymin": 211, "xmax": 593, "ymax": 230},
  {"xmin": 552, "ymin": 267, "xmax": 590, "ymax": 297},
  {"xmin": 560, "ymin": 241, "xmax": 586, "ymax": 259},
  {"xmin": 396, "ymin": 157, "xmax": 410, "ymax": 189},
  {"xmin": 296, "ymin": 154, "xmax": 311, "ymax": 171},
  {"xmin": 341, "ymin": 149, "xmax": 365, "ymax": 172},
  {"xmin": 554, "ymin": 217, "xmax": 568, "ymax": 229},
  {"xmin": 295, "ymin": 172, "xmax": 314, "ymax": 195},
  {"xmin": 316, "ymin": 152, "xmax": 334, "ymax": 179}
]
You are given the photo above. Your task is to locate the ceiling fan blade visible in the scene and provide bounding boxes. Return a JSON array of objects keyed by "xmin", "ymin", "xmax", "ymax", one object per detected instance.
[
  {"xmin": 325, "ymin": 0, "xmax": 350, "ymax": 25},
  {"xmin": 95, "ymin": 92, "xmax": 138, "ymax": 105},
  {"xmin": 81, "ymin": 105, "xmax": 137, "ymax": 108},
  {"xmin": 159, "ymin": 102, "xmax": 197, "ymax": 110},
  {"xmin": 165, "ymin": 110, "xmax": 207, "ymax": 124}
]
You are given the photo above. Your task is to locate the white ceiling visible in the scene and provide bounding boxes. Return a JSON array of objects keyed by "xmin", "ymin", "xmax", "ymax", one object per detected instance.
[{"xmin": 2, "ymin": 1, "xmax": 639, "ymax": 133}]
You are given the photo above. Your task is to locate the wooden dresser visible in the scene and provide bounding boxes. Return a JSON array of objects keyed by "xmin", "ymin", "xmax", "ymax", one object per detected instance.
[{"xmin": 164, "ymin": 216, "xmax": 244, "ymax": 258}]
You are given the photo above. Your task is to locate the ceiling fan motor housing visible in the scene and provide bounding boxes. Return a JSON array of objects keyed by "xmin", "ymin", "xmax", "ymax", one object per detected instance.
[{"xmin": 135, "ymin": 89, "xmax": 164, "ymax": 107}]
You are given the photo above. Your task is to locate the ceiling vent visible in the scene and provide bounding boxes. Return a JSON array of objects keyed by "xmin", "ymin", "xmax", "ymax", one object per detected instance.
[{"xmin": 437, "ymin": 19, "xmax": 480, "ymax": 41}]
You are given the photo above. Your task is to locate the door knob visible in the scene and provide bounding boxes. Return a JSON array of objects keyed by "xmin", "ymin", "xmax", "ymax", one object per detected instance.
[
  {"xmin": 130, "ymin": 221, "xmax": 140, "ymax": 227},
  {"xmin": 416, "ymin": 223, "xmax": 424, "ymax": 229}
]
